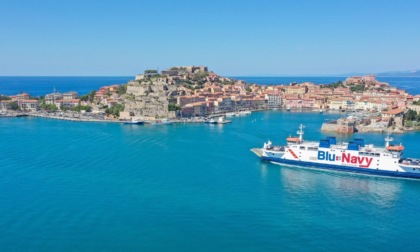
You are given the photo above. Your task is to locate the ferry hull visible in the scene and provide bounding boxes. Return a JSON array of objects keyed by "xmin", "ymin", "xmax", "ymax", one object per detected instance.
[{"xmin": 259, "ymin": 154, "xmax": 420, "ymax": 179}]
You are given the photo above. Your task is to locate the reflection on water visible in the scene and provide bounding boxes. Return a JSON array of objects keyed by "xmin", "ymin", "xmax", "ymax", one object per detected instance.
[
  {"xmin": 259, "ymin": 162, "xmax": 269, "ymax": 178},
  {"xmin": 268, "ymin": 163, "xmax": 401, "ymax": 208}
]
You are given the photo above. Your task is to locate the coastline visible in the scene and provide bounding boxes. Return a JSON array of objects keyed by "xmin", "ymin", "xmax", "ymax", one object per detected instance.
[{"xmin": 4, "ymin": 109, "xmax": 420, "ymax": 133}]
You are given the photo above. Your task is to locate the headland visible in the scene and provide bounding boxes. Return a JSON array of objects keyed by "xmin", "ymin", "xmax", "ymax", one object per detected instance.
[{"xmin": 1, "ymin": 66, "xmax": 420, "ymax": 133}]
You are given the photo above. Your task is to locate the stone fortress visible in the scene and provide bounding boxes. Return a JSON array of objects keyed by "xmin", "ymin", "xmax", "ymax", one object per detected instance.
[{"xmin": 120, "ymin": 66, "xmax": 208, "ymax": 120}]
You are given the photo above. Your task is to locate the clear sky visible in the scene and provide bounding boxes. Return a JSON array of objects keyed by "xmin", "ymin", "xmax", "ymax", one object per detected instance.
[{"xmin": 1, "ymin": 0, "xmax": 419, "ymax": 76}]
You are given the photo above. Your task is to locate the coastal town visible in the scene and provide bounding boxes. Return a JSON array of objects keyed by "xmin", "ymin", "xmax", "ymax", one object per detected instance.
[{"xmin": 1, "ymin": 66, "xmax": 420, "ymax": 133}]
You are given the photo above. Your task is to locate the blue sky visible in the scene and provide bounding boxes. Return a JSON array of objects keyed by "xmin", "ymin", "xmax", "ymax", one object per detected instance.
[{"xmin": 0, "ymin": 0, "xmax": 419, "ymax": 76}]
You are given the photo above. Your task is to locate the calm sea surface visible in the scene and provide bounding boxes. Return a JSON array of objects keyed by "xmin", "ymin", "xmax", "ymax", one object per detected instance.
[{"xmin": 2, "ymin": 111, "xmax": 420, "ymax": 251}]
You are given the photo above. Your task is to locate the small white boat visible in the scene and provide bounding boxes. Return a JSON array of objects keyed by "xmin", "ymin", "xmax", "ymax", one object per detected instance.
[
  {"xmin": 152, "ymin": 118, "xmax": 172, "ymax": 125},
  {"xmin": 206, "ymin": 118, "xmax": 217, "ymax": 124},
  {"xmin": 216, "ymin": 116, "xmax": 231, "ymax": 124},
  {"xmin": 239, "ymin": 111, "xmax": 251, "ymax": 115}
]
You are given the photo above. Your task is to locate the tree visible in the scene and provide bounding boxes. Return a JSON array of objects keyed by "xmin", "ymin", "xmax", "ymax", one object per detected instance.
[
  {"xmin": 350, "ymin": 84, "xmax": 365, "ymax": 92},
  {"xmin": 321, "ymin": 81, "xmax": 345, "ymax": 89},
  {"xmin": 117, "ymin": 84, "xmax": 127, "ymax": 95},
  {"xmin": 9, "ymin": 101, "xmax": 19, "ymax": 110},
  {"xmin": 168, "ymin": 103, "xmax": 181, "ymax": 111},
  {"xmin": 406, "ymin": 109, "xmax": 417, "ymax": 121},
  {"xmin": 41, "ymin": 103, "xmax": 58, "ymax": 111},
  {"xmin": 105, "ymin": 104, "xmax": 124, "ymax": 117}
]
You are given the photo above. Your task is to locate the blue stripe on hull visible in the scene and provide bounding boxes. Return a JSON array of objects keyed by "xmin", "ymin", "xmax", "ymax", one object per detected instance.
[{"xmin": 261, "ymin": 156, "xmax": 420, "ymax": 179}]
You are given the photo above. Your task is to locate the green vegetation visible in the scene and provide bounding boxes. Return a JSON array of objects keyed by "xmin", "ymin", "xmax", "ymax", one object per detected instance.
[
  {"xmin": 245, "ymin": 87, "xmax": 252, "ymax": 92},
  {"xmin": 117, "ymin": 84, "xmax": 127, "ymax": 95},
  {"xmin": 321, "ymin": 81, "xmax": 344, "ymax": 89},
  {"xmin": 405, "ymin": 109, "xmax": 420, "ymax": 122},
  {"xmin": 192, "ymin": 72, "xmax": 209, "ymax": 80},
  {"xmin": 404, "ymin": 109, "xmax": 420, "ymax": 127},
  {"xmin": 71, "ymin": 105, "xmax": 92, "ymax": 112},
  {"xmin": 105, "ymin": 104, "xmax": 124, "ymax": 117},
  {"xmin": 350, "ymin": 84, "xmax": 366, "ymax": 92},
  {"xmin": 413, "ymin": 100, "xmax": 420, "ymax": 106},
  {"xmin": 80, "ymin": 90, "xmax": 96, "ymax": 102},
  {"xmin": 41, "ymin": 103, "xmax": 58, "ymax": 111},
  {"xmin": 168, "ymin": 103, "xmax": 181, "ymax": 111},
  {"xmin": 59, "ymin": 104, "xmax": 69, "ymax": 111},
  {"xmin": 9, "ymin": 101, "xmax": 19, "ymax": 110},
  {"xmin": 221, "ymin": 81, "xmax": 234, "ymax": 85}
]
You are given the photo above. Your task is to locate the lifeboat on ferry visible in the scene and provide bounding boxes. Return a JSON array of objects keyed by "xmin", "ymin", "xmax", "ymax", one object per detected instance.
[
  {"xmin": 286, "ymin": 137, "xmax": 301, "ymax": 143},
  {"xmin": 386, "ymin": 145, "xmax": 404, "ymax": 151}
]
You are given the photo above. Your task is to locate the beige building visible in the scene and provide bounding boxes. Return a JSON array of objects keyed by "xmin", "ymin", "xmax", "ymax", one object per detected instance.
[
  {"xmin": 284, "ymin": 86, "xmax": 307, "ymax": 95},
  {"xmin": 18, "ymin": 100, "xmax": 39, "ymax": 111}
]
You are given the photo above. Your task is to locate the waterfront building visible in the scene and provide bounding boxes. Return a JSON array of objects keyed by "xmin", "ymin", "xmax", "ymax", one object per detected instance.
[
  {"xmin": 217, "ymin": 96, "xmax": 233, "ymax": 112},
  {"xmin": 0, "ymin": 100, "xmax": 12, "ymax": 111},
  {"xmin": 177, "ymin": 95, "xmax": 206, "ymax": 107},
  {"xmin": 328, "ymin": 98, "xmax": 353, "ymax": 110},
  {"xmin": 265, "ymin": 92, "xmax": 282, "ymax": 108},
  {"xmin": 18, "ymin": 100, "xmax": 39, "ymax": 111},
  {"xmin": 354, "ymin": 100, "xmax": 374, "ymax": 111},
  {"xmin": 45, "ymin": 93, "xmax": 63, "ymax": 105},
  {"xmin": 182, "ymin": 102, "xmax": 208, "ymax": 117},
  {"xmin": 55, "ymin": 99, "xmax": 80, "ymax": 110},
  {"xmin": 283, "ymin": 97, "xmax": 301, "ymax": 109}
]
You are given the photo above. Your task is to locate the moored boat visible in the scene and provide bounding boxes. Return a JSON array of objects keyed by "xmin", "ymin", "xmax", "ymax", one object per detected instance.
[
  {"xmin": 251, "ymin": 124, "xmax": 420, "ymax": 179},
  {"xmin": 151, "ymin": 118, "xmax": 172, "ymax": 125},
  {"xmin": 124, "ymin": 119, "xmax": 144, "ymax": 125}
]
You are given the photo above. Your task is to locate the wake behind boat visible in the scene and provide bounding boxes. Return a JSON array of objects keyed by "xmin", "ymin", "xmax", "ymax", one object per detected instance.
[{"xmin": 251, "ymin": 124, "xmax": 420, "ymax": 179}]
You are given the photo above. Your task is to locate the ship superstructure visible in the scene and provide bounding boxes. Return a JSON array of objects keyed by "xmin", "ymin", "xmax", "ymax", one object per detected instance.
[{"xmin": 252, "ymin": 124, "xmax": 420, "ymax": 179}]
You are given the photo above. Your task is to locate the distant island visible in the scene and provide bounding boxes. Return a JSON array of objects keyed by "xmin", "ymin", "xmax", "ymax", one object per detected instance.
[{"xmin": 376, "ymin": 70, "xmax": 420, "ymax": 77}]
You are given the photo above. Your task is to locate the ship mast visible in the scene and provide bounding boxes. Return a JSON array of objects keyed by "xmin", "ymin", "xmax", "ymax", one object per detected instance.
[
  {"xmin": 297, "ymin": 124, "xmax": 304, "ymax": 142},
  {"xmin": 385, "ymin": 131, "xmax": 393, "ymax": 147}
]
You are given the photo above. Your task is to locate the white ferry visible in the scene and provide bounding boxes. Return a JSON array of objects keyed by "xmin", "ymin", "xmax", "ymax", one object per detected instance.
[{"xmin": 251, "ymin": 124, "xmax": 420, "ymax": 179}]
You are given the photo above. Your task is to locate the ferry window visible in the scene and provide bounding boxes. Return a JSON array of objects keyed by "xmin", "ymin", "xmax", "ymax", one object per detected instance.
[
  {"xmin": 374, "ymin": 153, "xmax": 380, "ymax": 157},
  {"xmin": 300, "ymin": 146, "xmax": 305, "ymax": 150}
]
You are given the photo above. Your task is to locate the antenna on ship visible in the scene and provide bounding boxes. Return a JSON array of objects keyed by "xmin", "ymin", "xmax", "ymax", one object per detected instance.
[
  {"xmin": 297, "ymin": 124, "xmax": 305, "ymax": 142},
  {"xmin": 385, "ymin": 131, "xmax": 393, "ymax": 147}
]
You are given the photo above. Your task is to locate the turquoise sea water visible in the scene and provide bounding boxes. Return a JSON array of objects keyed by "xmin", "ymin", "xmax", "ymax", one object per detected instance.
[{"xmin": 2, "ymin": 111, "xmax": 420, "ymax": 251}]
